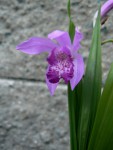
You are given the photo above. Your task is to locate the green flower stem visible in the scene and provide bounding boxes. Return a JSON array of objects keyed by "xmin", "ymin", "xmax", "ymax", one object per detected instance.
[
  {"xmin": 68, "ymin": 84, "xmax": 77, "ymax": 150},
  {"xmin": 101, "ymin": 39, "xmax": 113, "ymax": 45},
  {"xmin": 67, "ymin": 1, "xmax": 77, "ymax": 150}
]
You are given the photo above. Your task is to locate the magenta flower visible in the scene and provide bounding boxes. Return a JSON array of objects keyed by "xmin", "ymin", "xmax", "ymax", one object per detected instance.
[{"xmin": 16, "ymin": 28, "xmax": 84, "ymax": 95}]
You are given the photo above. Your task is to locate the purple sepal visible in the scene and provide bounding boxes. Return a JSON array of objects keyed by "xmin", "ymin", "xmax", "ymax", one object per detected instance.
[{"xmin": 16, "ymin": 37, "xmax": 57, "ymax": 55}]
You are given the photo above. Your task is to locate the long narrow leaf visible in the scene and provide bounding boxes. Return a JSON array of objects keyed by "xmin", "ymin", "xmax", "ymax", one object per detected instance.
[
  {"xmin": 78, "ymin": 7, "xmax": 102, "ymax": 150},
  {"xmin": 88, "ymin": 63, "xmax": 113, "ymax": 150},
  {"xmin": 68, "ymin": 0, "xmax": 75, "ymax": 41},
  {"xmin": 67, "ymin": 1, "xmax": 77, "ymax": 150},
  {"xmin": 68, "ymin": 84, "xmax": 77, "ymax": 150}
]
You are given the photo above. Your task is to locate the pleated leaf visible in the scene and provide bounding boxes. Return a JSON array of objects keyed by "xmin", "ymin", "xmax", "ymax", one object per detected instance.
[
  {"xmin": 88, "ymin": 63, "xmax": 113, "ymax": 150},
  {"xmin": 78, "ymin": 7, "xmax": 102, "ymax": 150}
]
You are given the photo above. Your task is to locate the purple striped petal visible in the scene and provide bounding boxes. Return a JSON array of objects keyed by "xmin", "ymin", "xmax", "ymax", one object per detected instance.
[
  {"xmin": 73, "ymin": 27, "xmax": 83, "ymax": 52},
  {"xmin": 48, "ymin": 30, "xmax": 71, "ymax": 47},
  {"xmin": 46, "ymin": 67, "xmax": 59, "ymax": 96},
  {"xmin": 70, "ymin": 54, "xmax": 84, "ymax": 90},
  {"xmin": 16, "ymin": 37, "xmax": 57, "ymax": 55}
]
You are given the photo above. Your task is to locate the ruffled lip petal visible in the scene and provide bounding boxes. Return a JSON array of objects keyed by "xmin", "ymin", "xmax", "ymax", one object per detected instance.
[
  {"xmin": 46, "ymin": 71, "xmax": 60, "ymax": 83},
  {"xmin": 70, "ymin": 54, "xmax": 84, "ymax": 90},
  {"xmin": 47, "ymin": 48, "xmax": 57, "ymax": 65},
  {"xmin": 62, "ymin": 67, "xmax": 74, "ymax": 84},
  {"xmin": 46, "ymin": 68, "xmax": 59, "ymax": 96},
  {"xmin": 47, "ymin": 46, "xmax": 72, "ymax": 65},
  {"xmin": 46, "ymin": 64, "xmax": 60, "ymax": 84},
  {"xmin": 72, "ymin": 27, "xmax": 83, "ymax": 53},
  {"xmin": 46, "ymin": 46, "xmax": 74, "ymax": 85},
  {"xmin": 48, "ymin": 30, "xmax": 71, "ymax": 47},
  {"xmin": 16, "ymin": 37, "xmax": 57, "ymax": 55}
]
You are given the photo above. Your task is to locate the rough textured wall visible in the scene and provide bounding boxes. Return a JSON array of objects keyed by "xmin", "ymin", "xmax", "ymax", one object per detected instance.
[{"xmin": 0, "ymin": 0, "xmax": 113, "ymax": 149}]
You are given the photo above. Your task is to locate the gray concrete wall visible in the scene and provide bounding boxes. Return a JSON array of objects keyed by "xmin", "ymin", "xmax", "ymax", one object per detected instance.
[{"xmin": 0, "ymin": 0, "xmax": 113, "ymax": 149}]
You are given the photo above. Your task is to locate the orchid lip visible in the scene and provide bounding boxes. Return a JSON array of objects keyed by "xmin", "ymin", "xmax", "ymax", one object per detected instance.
[{"xmin": 46, "ymin": 47, "xmax": 74, "ymax": 84}]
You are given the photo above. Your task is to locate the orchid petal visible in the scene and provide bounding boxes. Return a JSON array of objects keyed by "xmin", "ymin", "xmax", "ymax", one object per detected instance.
[
  {"xmin": 93, "ymin": 0, "xmax": 113, "ymax": 27},
  {"xmin": 70, "ymin": 54, "xmax": 84, "ymax": 90},
  {"xmin": 48, "ymin": 30, "xmax": 71, "ymax": 47},
  {"xmin": 46, "ymin": 68, "xmax": 59, "ymax": 96},
  {"xmin": 101, "ymin": 0, "xmax": 113, "ymax": 18},
  {"xmin": 16, "ymin": 37, "xmax": 57, "ymax": 55},
  {"xmin": 73, "ymin": 27, "xmax": 83, "ymax": 52}
]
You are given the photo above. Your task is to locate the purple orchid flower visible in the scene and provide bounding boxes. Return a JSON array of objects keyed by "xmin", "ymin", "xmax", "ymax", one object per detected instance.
[
  {"xmin": 93, "ymin": 0, "xmax": 113, "ymax": 26},
  {"xmin": 16, "ymin": 27, "xmax": 84, "ymax": 95}
]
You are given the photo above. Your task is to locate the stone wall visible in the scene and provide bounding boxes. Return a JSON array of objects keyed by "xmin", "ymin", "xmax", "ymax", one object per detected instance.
[{"xmin": 0, "ymin": 0, "xmax": 113, "ymax": 149}]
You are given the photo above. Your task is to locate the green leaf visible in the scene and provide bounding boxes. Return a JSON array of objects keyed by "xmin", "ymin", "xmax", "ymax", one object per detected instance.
[
  {"xmin": 88, "ymin": 63, "xmax": 113, "ymax": 150},
  {"xmin": 69, "ymin": 21, "xmax": 75, "ymax": 42},
  {"xmin": 68, "ymin": 84, "xmax": 77, "ymax": 150},
  {"xmin": 78, "ymin": 7, "xmax": 102, "ymax": 150},
  {"xmin": 67, "ymin": 0, "xmax": 75, "ymax": 41},
  {"xmin": 67, "ymin": 0, "xmax": 84, "ymax": 150},
  {"xmin": 67, "ymin": 1, "xmax": 77, "ymax": 150},
  {"xmin": 67, "ymin": 0, "xmax": 71, "ymax": 19}
]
